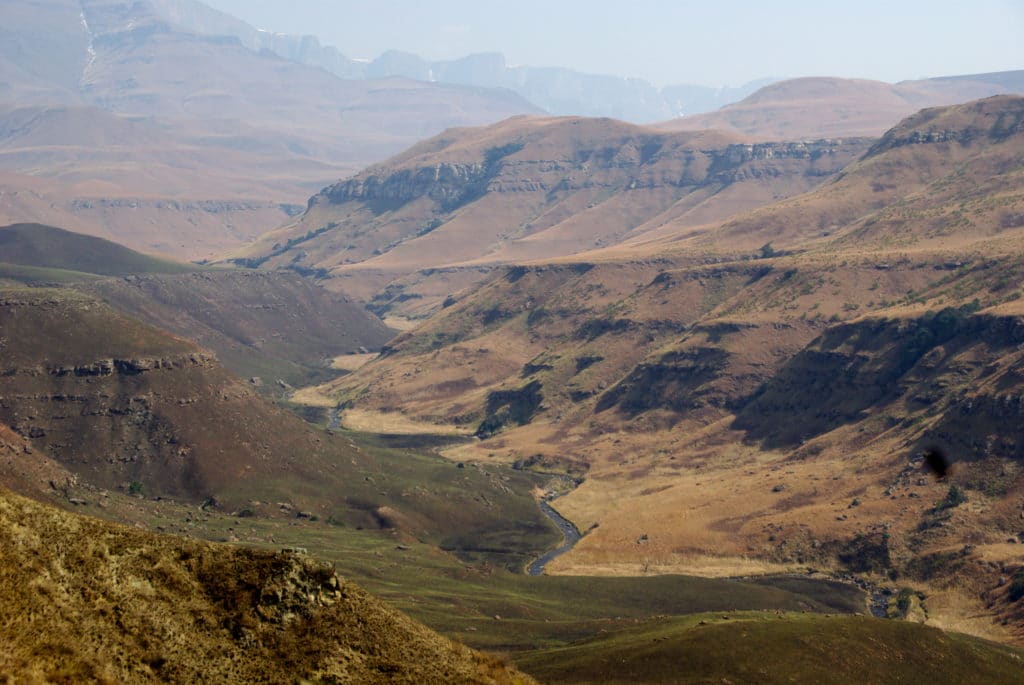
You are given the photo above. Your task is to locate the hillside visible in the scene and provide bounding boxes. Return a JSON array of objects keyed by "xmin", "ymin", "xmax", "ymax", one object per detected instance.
[
  {"xmin": 0, "ymin": 486, "xmax": 534, "ymax": 683},
  {"xmin": 227, "ymin": 115, "xmax": 871, "ymax": 319},
  {"xmin": 78, "ymin": 270, "xmax": 394, "ymax": 387},
  {"xmin": 307, "ymin": 96, "xmax": 1024, "ymax": 643},
  {"xmin": 0, "ymin": 286, "xmax": 568, "ymax": 574},
  {"xmin": 657, "ymin": 73, "xmax": 1024, "ymax": 140},
  {"xmin": 519, "ymin": 613, "xmax": 1024, "ymax": 685},
  {"xmin": 0, "ymin": 223, "xmax": 393, "ymax": 385},
  {"xmin": 0, "ymin": 222, "xmax": 192, "ymax": 276},
  {"xmin": 0, "ymin": 0, "xmax": 540, "ymax": 259}
]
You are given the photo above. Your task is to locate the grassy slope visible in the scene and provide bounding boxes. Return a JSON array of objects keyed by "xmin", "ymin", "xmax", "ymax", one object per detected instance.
[
  {"xmin": 0, "ymin": 288, "xmax": 556, "ymax": 568},
  {"xmin": 0, "ymin": 222, "xmax": 394, "ymax": 388},
  {"xmin": 77, "ymin": 270, "xmax": 394, "ymax": 388},
  {"xmin": 0, "ymin": 223, "xmax": 196, "ymax": 275},
  {"xmin": 0, "ymin": 261, "xmax": 105, "ymax": 284},
  {"xmin": 0, "ymin": 487, "xmax": 534, "ymax": 684},
  {"xmin": 302, "ymin": 97, "xmax": 1024, "ymax": 645},
  {"xmin": 518, "ymin": 613, "xmax": 1024, "ymax": 684}
]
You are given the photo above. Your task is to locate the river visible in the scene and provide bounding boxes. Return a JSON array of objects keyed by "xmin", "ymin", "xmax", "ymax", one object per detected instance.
[{"xmin": 527, "ymin": 498, "xmax": 582, "ymax": 576}]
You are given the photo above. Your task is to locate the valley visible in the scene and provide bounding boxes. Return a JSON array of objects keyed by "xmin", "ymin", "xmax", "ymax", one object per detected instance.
[
  {"xmin": 2, "ymin": 0, "xmax": 1024, "ymax": 680},
  {"xmin": 290, "ymin": 96, "xmax": 1024, "ymax": 649}
]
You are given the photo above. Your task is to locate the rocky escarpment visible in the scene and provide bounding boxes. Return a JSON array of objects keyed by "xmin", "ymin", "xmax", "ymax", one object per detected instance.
[
  {"xmin": 733, "ymin": 309, "xmax": 1024, "ymax": 455},
  {"xmin": 868, "ymin": 95, "xmax": 1024, "ymax": 156},
  {"xmin": 317, "ymin": 138, "xmax": 862, "ymax": 210},
  {"xmin": 36, "ymin": 354, "xmax": 218, "ymax": 378},
  {"xmin": 226, "ymin": 117, "xmax": 873, "ymax": 316}
]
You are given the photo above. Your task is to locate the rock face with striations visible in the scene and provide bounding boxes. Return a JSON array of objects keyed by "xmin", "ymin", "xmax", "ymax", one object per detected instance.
[{"xmin": 228, "ymin": 116, "xmax": 871, "ymax": 315}]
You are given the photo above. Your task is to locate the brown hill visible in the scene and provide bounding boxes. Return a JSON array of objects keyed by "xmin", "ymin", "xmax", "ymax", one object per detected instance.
[
  {"xmin": 311, "ymin": 97, "xmax": 1024, "ymax": 643},
  {"xmin": 659, "ymin": 95, "xmax": 1024, "ymax": 255},
  {"xmin": 0, "ymin": 0, "xmax": 540, "ymax": 259},
  {"xmin": 0, "ymin": 222, "xmax": 191, "ymax": 275},
  {"xmin": 656, "ymin": 73, "xmax": 1024, "ymax": 140},
  {"xmin": 0, "ymin": 286, "xmax": 557, "ymax": 566},
  {"xmin": 228, "ymin": 115, "xmax": 870, "ymax": 319},
  {"xmin": 78, "ymin": 270, "xmax": 394, "ymax": 387},
  {"xmin": 0, "ymin": 486, "xmax": 533, "ymax": 683},
  {"xmin": 0, "ymin": 223, "xmax": 393, "ymax": 386}
]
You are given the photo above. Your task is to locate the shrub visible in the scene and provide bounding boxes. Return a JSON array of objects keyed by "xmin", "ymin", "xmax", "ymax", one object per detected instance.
[
  {"xmin": 1009, "ymin": 570, "xmax": 1024, "ymax": 602},
  {"xmin": 936, "ymin": 484, "xmax": 967, "ymax": 510}
]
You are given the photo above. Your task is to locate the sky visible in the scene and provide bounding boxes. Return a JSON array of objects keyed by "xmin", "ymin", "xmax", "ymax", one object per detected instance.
[{"xmin": 201, "ymin": 0, "xmax": 1024, "ymax": 87}]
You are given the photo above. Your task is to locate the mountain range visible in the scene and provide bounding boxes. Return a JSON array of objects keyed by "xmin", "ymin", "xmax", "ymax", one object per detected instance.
[
  {"xmin": 2, "ymin": 0, "xmax": 1021, "ymax": 262},
  {"xmin": 224, "ymin": 117, "xmax": 873, "ymax": 321},
  {"xmin": 5, "ymin": 0, "xmax": 1024, "ymax": 676},
  {"xmin": 0, "ymin": 0, "xmax": 540, "ymax": 258},
  {"xmin": 297, "ymin": 95, "xmax": 1024, "ymax": 644}
]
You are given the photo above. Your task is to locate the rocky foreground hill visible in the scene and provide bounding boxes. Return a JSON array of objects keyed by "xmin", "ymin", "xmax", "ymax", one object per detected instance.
[{"xmin": 0, "ymin": 483, "xmax": 533, "ymax": 683}]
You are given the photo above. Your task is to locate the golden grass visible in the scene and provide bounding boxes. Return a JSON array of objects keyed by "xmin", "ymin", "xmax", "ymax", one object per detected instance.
[
  {"xmin": 340, "ymin": 408, "xmax": 474, "ymax": 435},
  {"xmin": 0, "ymin": 488, "xmax": 537, "ymax": 684},
  {"xmin": 330, "ymin": 352, "xmax": 379, "ymax": 371},
  {"xmin": 289, "ymin": 385, "xmax": 338, "ymax": 407},
  {"xmin": 547, "ymin": 554, "xmax": 803, "ymax": 579}
]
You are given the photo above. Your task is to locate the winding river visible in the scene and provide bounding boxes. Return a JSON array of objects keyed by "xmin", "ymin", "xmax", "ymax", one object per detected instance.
[{"xmin": 527, "ymin": 498, "xmax": 582, "ymax": 576}]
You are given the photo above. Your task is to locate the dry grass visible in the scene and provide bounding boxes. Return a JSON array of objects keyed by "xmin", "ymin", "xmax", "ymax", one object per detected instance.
[
  {"xmin": 290, "ymin": 385, "xmax": 338, "ymax": 408},
  {"xmin": 339, "ymin": 408, "xmax": 473, "ymax": 436},
  {"xmin": 330, "ymin": 352, "xmax": 379, "ymax": 371},
  {"xmin": 0, "ymin": 487, "xmax": 537, "ymax": 684}
]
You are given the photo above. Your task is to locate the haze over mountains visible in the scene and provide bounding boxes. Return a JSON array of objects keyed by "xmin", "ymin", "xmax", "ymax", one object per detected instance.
[
  {"xmin": 3, "ymin": 0, "xmax": 1021, "ymax": 262},
  {"xmin": 0, "ymin": 0, "xmax": 540, "ymax": 258},
  {"xmin": 122, "ymin": 0, "xmax": 777, "ymax": 122},
  {"xmin": 4, "ymin": 0, "xmax": 1024, "ymax": 679}
]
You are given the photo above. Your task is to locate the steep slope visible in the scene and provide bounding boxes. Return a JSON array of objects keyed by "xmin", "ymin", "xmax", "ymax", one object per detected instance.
[
  {"xmin": 0, "ymin": 0, "xmax": 540, "ymax": 259},
  {"xmin": 310, "ymin": 97, "xmax": 1024, "ymax": 642},
  {"xmin": 229, "ymin": 115, "xmax": 869, "ymax": 318},
  {"xmin": 79, "ymin": 270, "xmax": 394, "ymax": 387},
  {"xmin": 0, "ymin": 222, "xmax": 191, "ymax": 276},
  {"xmin": 657, "ymin": 73, "xmax": 1024, "ymax": 140},
  {"xmin": 0, "ymin": 287, "xmax": 557, "ymax": 566},
  {"xmin": 0, "ymin": 224, "xmax": 393, "ymax": 385},
  {"xmin": 0, "ymin": 487, "xmax": 534, "ymax": 684}
]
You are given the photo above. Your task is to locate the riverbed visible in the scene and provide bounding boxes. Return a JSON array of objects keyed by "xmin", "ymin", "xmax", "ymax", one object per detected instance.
[{"xmin": 527, "ymin": 498, "xmax": 582, "ymax": 576}]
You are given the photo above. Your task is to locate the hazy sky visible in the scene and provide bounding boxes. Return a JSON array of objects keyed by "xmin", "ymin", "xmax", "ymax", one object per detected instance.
[{"xmin": 202, "ymin": 0, "xmax": 1024, "ymax": 87}]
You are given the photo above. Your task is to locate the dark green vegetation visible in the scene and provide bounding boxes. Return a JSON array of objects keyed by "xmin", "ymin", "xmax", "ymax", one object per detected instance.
[
  {"xmin": 517, "ymin": 613, "xmax": 1024, "ymax": 684},
  {"xmin": 0, "ymin": 262, "xmax": 105, "ymax": 285},
  {"xmin": 124, "ymin": 460, "xmax": 867, "ymax": 655},
  {"xmin": 477, "ymin": 380, "xmax": 545, "ymax": 438}
]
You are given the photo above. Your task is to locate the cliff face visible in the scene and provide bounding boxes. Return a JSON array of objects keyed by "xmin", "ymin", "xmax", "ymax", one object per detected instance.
[
  {"xmin": 230, "ymin": 118, "xmax": 870, "ymax": 314},
  {"xmin": 0, "ymin": 290, "xmax": 366, "ymax": 505},
  {"xmin": 319, "ymin": 139, "xmax": 853, "ymax": 206}
]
